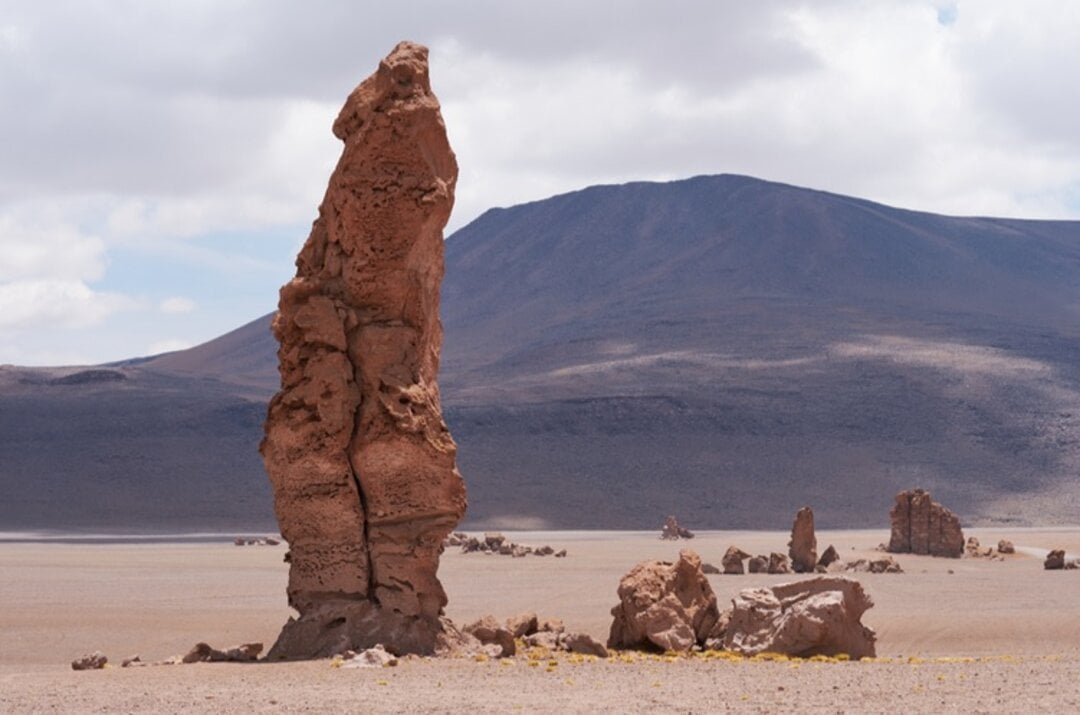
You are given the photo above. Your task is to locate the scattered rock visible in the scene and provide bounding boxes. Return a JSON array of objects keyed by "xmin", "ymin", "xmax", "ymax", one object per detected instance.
[
  {"xmin": 259, "ymin": 42, "xmax": 465, "ymax": 659},
  {"xmin": 817, "ymin": 545, "xmax": 840, "ymax": 569},
  {"xmin": 505, "ymin": 612, "xmax": 539, "ymax": 638},
  {"xmin": 463, "ymin": 616, "xmax": 516, "ymax": 658},
  {"xmin": 723, "ymin": 576, "xmax": 876, "ymax": 659},
  {"xmin": 788, "ymin": 507, "xmax": 818, "ymax": 573},
  {"xmin": 1045, "ymin": 550, "xmax": 1066, "ymax": 570},
  {"xmin": 997, "ymin": 540, "xmax": 1015, "ymax": 554},
  {"xmin": 181, "ymin": 642, "xmax": 263, "ymax": 663},
  {"xmin": 701, "ymin": 562, "xmax": 721, "ymax": 575},
  {"xmin": 562, "ymin": 632, "xmax": 609, "ymax": 658},
  {"xmin": 845, "ymin": 557, "xmax": 903, "ymax": 574},
  {"xmin": 555, "ymin": 549, "xmax": 568, "ymax": 558},
  {"xmin": 451, "ymin": 534, "xmax": 564, "ymax": 559},
  {"xmin": 964, "ymin": 537, "xmax": 994, "ymax": 558},
  {"xmin": 121, "ymin": 655, "xmax": 143, "ymax": 668},
  {"xmin": 722, "ymin": 546, "xmax": 751, "ymax": 575},
  {"xmin": 747, "ymin": 555, "xmax": 769, "ymax": 574},
  {"xmin": 71, "ymin": 652, "xmax": 107, "ymax": 671},
  {"xmin": 767, "ymin": 552, "xmax": 791, "ymax": 575},
  {"xmin": 524, "ymin": 631, "xmax": 561, "ymax": 650},
  {"xmin": 539, "ymin": 618, "xmax": 566, "ymax": 634},
  {"xmin": 341, "ymin": 644, "xmax": 399, "ymax": 668},
  {"xmin": 887, "ymin": 488, "xmax": 963, "ymax": 558},
  {"xmin": 660, "ymin": 515, "xmax": 695, "ymax": 540},
  {"xmin": 608, "ymin": 549, "xmax": 722, "ymax": 652}
]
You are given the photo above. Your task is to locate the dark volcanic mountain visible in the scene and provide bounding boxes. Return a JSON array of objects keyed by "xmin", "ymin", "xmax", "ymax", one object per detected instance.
[{"xmin": 3, "ymin": 174, "xmax": 1079, "ymax": 532}]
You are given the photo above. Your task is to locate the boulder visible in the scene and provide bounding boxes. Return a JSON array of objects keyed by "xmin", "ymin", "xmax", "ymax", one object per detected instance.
[
  {"xmin": 788, "ymin": 507, "xmax": 818, "ymax": 573},
  {"xmin": 535, "ymin": 545, "xmax": 555, "ymax": 556},
  {"xmin": 1045, "ymin": 550, "xmax": 1066, "ymax": 570},
  {"xmin": 887, "ymin": 489, "xmax": 963, "ymax": 558},
  {"xmin": 723, "ymin": 576, "xmax": 876, "ymax": 659},
  {"xmin": 722, "ymin": 546, "xmax": 751, "ymax": 575},
  {"xmin": 817, "ymin": 545, "xmax": 840, "ymax": 569},
  {"xmin": 701, "ymin": 562, "xmax": 721, "ymax": 575},
  {"xmin": 260, "ymin": 42, "xmax": 466, "ymax": 660},
  {"xmin": 562, "ymin": 632, "xmax": 609, "ymax": 658},
  {"xmin": 505, "ymin": 612, "xmax": 539, "ymax": 638},
  {"xmin": 997, "ymin": 540, "xmax": 1015, "ymax": 554},
  {"xmin": 484, "ymin": 533, "xmax": 506, "ymax": 549},
  {"xmin": 71, "ymin": 652, "xmax": 108, "ymax": 671},
  {"xmin": 747, "ymin": 555, "xmax": 769, "ymax": 574},
  {"xmin": 181, "ymin": 642, "xmax": 263, "ymax": 663},
  {"xmin": 767, "ymin": 552, "xmax": 791, "ymax": 574},
  {"xmin": 608, "ymin": 549, "xmax": 721, "ymax": 652},
  {"xmin": 463, "ymin": 615, "xmax": 516, "ymax": 657},
  {"xmin": 524, "ymin": 631, "xmax": 561, "ymax": 649},
  {"xmin": 555, "ymin": 549, "xmax": 568, "ymax": 558}
]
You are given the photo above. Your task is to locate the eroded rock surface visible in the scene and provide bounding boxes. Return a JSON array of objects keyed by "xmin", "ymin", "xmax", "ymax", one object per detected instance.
[
  {"xmin": 886, "ymin": 489, "xmax": 963, "ymax": 558},
  {"xmin": 260, "ymin": 41, "xmax": 465, "ymax": 660},
  {"xmin": 608, "ymin": 549, "xmax": 722, "ymax": 652},
  {"xmin": 721, "ymin": 546, "xmax": 751, "ymax": 575},
  {"xmin": 661, "ymin": 515, "xmax": 695, "ymax": 540},
  {"xmin": 788, "ymin": 507, "xmax": 818, "ymax": 573},
  {"xmin": 723, "ymin": 576, "xmax": 876, "ymax": 659}
]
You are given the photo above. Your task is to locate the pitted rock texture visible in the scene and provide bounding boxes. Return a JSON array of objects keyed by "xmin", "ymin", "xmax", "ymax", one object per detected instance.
[
  {"xmin": 260, "ymin": 41, "xmax": 466, "ymax": 659},
  {"xmin": 608, "ymin": 549, "xmax": 723, "ymax": 652},
  {"xmin": 788, "ymin": 506, "xmax": 817, "ymax": 573},
  {"xmin": 722, "ymin": 576, "xmax": 877, "ymax": 659},
  {"xmin": 886, "ymin": 489, "xmax": 963, "ymax": 558}
]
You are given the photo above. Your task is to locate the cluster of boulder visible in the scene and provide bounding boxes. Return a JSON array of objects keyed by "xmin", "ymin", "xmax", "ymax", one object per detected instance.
[
  {"xmin": 1044, "ymin": 549, "xmax": 1079, "ymax": 570},
  {"xmin": 232, "ymin": 536, "xmax": 280, "ymax": 547},
  {"xmin": 608, "ymin": 549, "xmax": 876, "ymax": 659},
  {"xmin": 446, "ymin": 532, "xmax": 567, "ymax": 558},
  {"xmin": 462, "ymin": 612, "xmax": 608, "ymax": 658},
  {"xmin": 660, "ymin": 515, "xmax": 695, "ymax": 540},
  {"xmin": 72, "ymin": 642, "xmax": 263, "ymax": 670},
  {"xmin": 716, "ymin": 507, "xmax": 903, "ymax": 576}
]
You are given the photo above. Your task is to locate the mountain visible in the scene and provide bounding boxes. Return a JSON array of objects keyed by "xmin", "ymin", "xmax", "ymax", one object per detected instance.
[{"xmin": 3, "ymin": 174, "xmax": 1079, "ymax": 531}]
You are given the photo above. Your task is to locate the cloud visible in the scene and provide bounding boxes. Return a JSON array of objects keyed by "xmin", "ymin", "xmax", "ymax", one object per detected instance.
[
  {"xmin": 0, "ymin": 280, "xmax": 134, "ymax": 330},
  {"xmin": 159, "ymin": 297, "xmax": 196, "ymax": 314},
  {"xmin": 146, "ymin": 338, "xmax": 193, "ymax": 355}
]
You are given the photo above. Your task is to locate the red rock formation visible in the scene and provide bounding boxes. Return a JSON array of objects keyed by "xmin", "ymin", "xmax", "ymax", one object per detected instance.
[
  {"xmin": 608, "ymin": 549, "xmax": 723, "ymax": 652},
  {"xmin": 886, "ymin": 489, "xmax": 963, "ymax": 558},
  {"xmin": 722, "ymin": 576, "xmax": 876, "ymax": 659},
  {"xmin": 788, "ymin": 506, "xmax": 817, "ymax": 573},
  {"xmin": 721, "ymin": 546, "xmax": 751, "ymax": 574},
  {"xmin": 261, "ymin": 41, "xmax": 466, "ymax": 659}
]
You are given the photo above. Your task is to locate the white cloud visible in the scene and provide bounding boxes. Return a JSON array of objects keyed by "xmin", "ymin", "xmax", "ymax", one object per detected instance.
[
  {"xmin": 0, "ymin": 280, "xmax": 133, "ymax": 330},
  {"xmin": 159, "ymin": 297, "xmax": 196, "ymax": 314}
]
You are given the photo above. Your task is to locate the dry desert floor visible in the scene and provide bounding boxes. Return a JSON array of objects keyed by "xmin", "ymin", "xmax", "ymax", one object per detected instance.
[{"xmin": 2, "ymin": 528, "xmax": 1079, "ymax": 713}]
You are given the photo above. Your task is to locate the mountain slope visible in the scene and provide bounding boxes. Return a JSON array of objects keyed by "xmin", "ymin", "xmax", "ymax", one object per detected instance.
[{"xmin": 3, "ymin": 174, "xmax": 1079, "ymax": 531}]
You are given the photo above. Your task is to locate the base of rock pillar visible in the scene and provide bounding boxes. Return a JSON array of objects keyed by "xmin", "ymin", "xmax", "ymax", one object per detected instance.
[{"xmin": 265, "ymin": 600, "xmax": 469, "ymax": 660}]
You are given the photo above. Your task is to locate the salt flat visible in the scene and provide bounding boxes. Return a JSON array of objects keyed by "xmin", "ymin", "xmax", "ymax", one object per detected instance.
[{"xmin": 2, "ymin": 528, "xmax": 1079, "ymax": 713}]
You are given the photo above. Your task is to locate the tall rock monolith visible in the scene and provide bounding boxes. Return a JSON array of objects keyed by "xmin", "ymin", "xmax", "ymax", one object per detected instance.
[
  {"xmin": 886, "ymin": 489, "xmax": 963, "ymax": 558},
  {"xmin": 788, "ymin": 506, "xmax": 817, "ymax": 573},
  {"xmin": 261, "ymin": 41, "xmax": 467, "ymax": 659}
]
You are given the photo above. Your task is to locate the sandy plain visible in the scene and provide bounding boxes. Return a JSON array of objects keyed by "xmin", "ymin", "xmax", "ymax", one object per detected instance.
[{"xmin": 1, "ymin": 528, "xmax": 1079, "ymax": 713}]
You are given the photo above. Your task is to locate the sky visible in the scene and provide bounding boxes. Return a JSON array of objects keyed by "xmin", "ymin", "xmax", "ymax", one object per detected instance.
[{"xmin": 1, "ymin": 0, "xmax": 1078, "ymax": 366}]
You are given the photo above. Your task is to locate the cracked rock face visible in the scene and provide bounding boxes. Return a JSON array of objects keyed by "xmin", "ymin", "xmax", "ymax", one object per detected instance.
[
  {"xmin": 886, "ymin": 489, "xmax": 963, "ymax": 558},
  {"xmin": 261, "ymin": 41, "xmax": 466, "ymax": 659}
]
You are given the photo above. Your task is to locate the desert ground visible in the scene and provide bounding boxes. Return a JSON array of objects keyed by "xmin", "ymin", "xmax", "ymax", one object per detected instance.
[{"xmin": 2, "ymin": 528, "xmax": 1079, "ymax": 713}]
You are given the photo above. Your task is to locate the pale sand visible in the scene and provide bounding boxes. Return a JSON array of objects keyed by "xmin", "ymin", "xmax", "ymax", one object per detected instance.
[{"xmin": 2, "ymin": 528, "xmax": 1079, "ymax": 713}]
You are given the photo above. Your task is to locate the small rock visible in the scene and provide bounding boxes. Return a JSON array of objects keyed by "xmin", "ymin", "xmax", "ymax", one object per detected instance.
[
  {"xmin": 1045, "ymin": 549, "xmax": 1066, "ymax": 570},
  {"xmin": 535, "ymin": 545, "xmax": 555, "ymax": 556},
  {"xmin": 484, "ymin": 532, "xmax": 506, "ymax": 549},
  {"xmin": 701, "ymin": 562, "xmax": 721, "ymax": 575},
  {"xmin": 767, "ymin": 552, "xmax": 790, "ymax": 574},
  {"xmin": 555, "ymin": 549, "xmax": 568, "ymax": 558},
  {"xmin": 817, "ymin": 545, "xmax": 840, "ymax": 568},
  {"xmin": 562, "ymin": 632, "xmax": 609, "ymax": 658},
  {"xmin": 463, "ymin": 615, "xmax": 515, "ymax": 657},
  {"xmin": 342, "ymin": 644, "xmax": 398, "ymax": 668},
  {"xmin": 523, "ymin": 631, "xmax": 561, "ymax": 649},
  {"xmin": 539, "ymin": 618, "xmax": 565, "ymax": 634},
  {"xmin": 997, "ymin": 540, "xmax": 1015, "ymax": 554},
  {"xmin": 506, "ymin": 612, "xmax": 539, "ymax": 638},
  {"xmin": 121, "ymin": 655, "xmax": 143, "ymax": 668},
  {"xmin": 722, "ymin": 546, "xmax": 751, "ymax": 575},
  {"xmin": 747, "ymin": 555, "xmax": 768, "ymax": 574},
  {"xmin": 71, "ymin": 652, "xmax": 108, "ymax": 671}
]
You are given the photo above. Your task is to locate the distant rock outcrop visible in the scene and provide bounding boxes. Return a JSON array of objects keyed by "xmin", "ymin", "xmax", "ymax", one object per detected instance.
[
  {"xmin": 788, "ymin": 507, "xmax": 817, "ymax": 573},
  {"xmin": 721, "ymin": 546, "xmax": 751, "ymax": 574},
  {"xmin": 661, "ymin": 515, "xmax": 695, "ymax": 540},
  {"xmin": 608, "ymin": 549, "xmax": 723, "ymax": 652},
  {"xmin": 817, "ymin": 545, "xmax": 840, "ymax": 569},
  {"xmin": 767, "ymin": 552, "xmax": 791, "ymax": 574},
  {"xmin": 1045, "ymin": 550, "xmax": 1066, "ymax": 570},
  {"xmin": 886, "ymin": 489, "xmax": 963, "ymax": 558},
  {"xmin": 997, "ymin": 540, "xmax": 1015, "ymax": 554},
  {"xmin": 260, "ymin": 41, "xmax": 466, "ymax": 660},
  {"xmin": 722, "ymin": 576, "xmax": 876, "ymax": 659}
]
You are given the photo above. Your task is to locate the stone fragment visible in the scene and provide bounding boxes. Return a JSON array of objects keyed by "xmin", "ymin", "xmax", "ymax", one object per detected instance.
[
  {"xmin": 887, "ymin": 489, "xmax": 963, "ymax": 557},
  {"xmin": 71, "ymin": 652, "xmax": 108, "ymax": 671},
  {"xmin": 701, "ymin": 562, "xmax": 721, "ymax": 575},
  {"xmin": 524, "ymin": 631, "xmax": 560, "ymax": 649},
  {"xmin": 608, "ymin": 549, "xmax": 721, "ymax": 652},
  {"xmin": 342, "ymin": 644, "xmax": 399, "ymax": 668},
  {"xmin": 768, "ymin": 552, "xmax": 791, "ymax": 574},
  {"xmin": 722, "ymin": 546, "xmax": 751, "ymax": 574},
  {"xmin": 817, "ymin": 545, "xmax": 840, "ymax": 569},
  {"xmin": 539, "ymin": 618, "xmax": 566, "ymax": 634},
  {"xmin": 259, "ymin": 42, "xmax": 465, "ymax": 660},
  {"xmin": 747, "ymin": 555, "xmax": 769, "ymax": 573},
  {"xmin": 1045, "ymin": 550, "xmax": 1066, "ymax": 570},
  {"xmin": 121, "ymin": 655, "xmax": 143, "ymax": 668},
  {"xmin": 463, "ymin": 615, "xmax": 516, "ymax": 657},
  {"xmin": 661, "ymin": 515, "xmax": 694, "ymax": 540},
  {"xmin": 723, "ymin": 576, "xmax": 876, "ymax": 659},
  {"xmin": 506, "ymin": 612, "xmax": 539, "ymax": 638},
  {"xmin": 562, "ymin": 632, "xmax": 609, "ymax": 658},
  {"xmin": 997, "ymin": 540, "xmax": 1015, "ymax": 554},
  {"xmin": 788, "ymin": 507, "xmax": 818, "ymax": 573}
]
